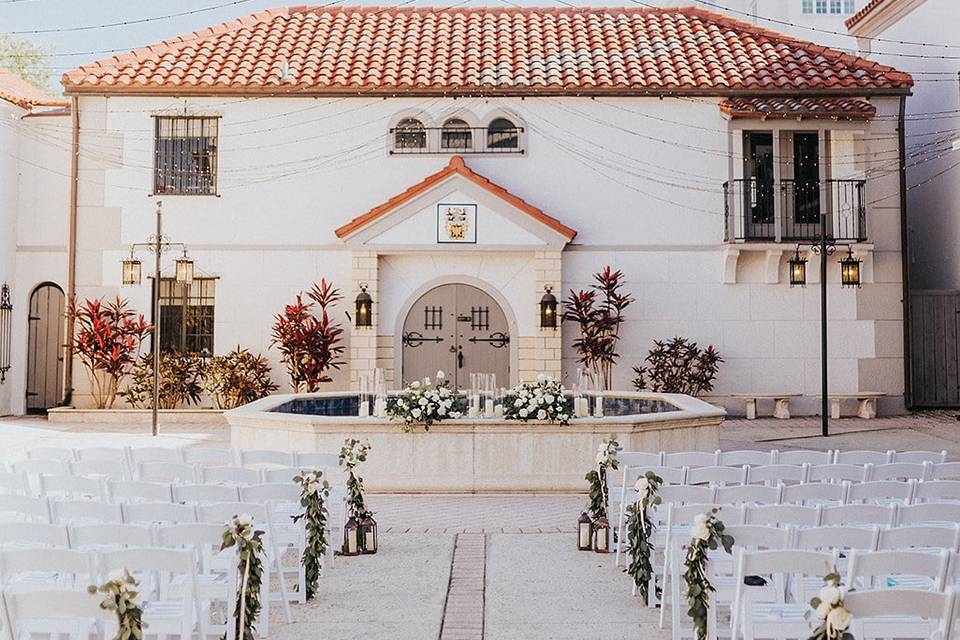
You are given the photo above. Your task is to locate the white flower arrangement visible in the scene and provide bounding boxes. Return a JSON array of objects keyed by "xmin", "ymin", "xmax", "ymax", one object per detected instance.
[
  {"xmin": 386, "ymin": 370, "xmax": 463, "ymax": 431},
  {"xmin": 503, "ymin": 374, "xmax": 570, "ymax": 425},
  {"xmin": 808, "ymin": 573, "xmax": 854, "ymax": 640}
]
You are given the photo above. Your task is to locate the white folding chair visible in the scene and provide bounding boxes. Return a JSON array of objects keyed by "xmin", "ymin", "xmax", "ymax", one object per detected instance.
[
  {"xmin": 915, "ymin": 480, "xmax": 960, "ymax": 504},
  {"xmin": 122, "ymin": 502, "xmax": 197, "ymax": 525},
  {"xmin": 835, "ymin": 450, "xmax": 892, "ymax": 465},
  {"xmin": 892, "ymin": 450, "xmax": 948, "ymax": 465},
  {"xmin": 878, "ymin": 524, "xmax": 960, "ymax": 553},
  {"xmin": 714, "ymin": 484, "xmax": 781, "ymax": 506},
  {"xmin": 1, "ymin": 588, "xmax": 115, "ymax": 640},
  {"xmin": 0, "ymin": 523, "xmax": 69, "ymax": 550},
  {"xmin": 746, "ymin": 464, "xmax": 808, "ymax": 486},
  {"xmin": 238, "ymin": 450, "xmax": 294, "ymax": 468},
  {"xmin": 295, "ymin": 452, "xmax": 340, "ymax": 469},
  {"xmin": 847, "ymin": 548, "xmax": 950, "ymax": 592},
  {"xmin": 820, "ymin": 503, "xmax": 897, "ymax": 527},
  {"xmin": 69, "ymin": 523, "xmax": 154, "ymax": 550},
  {"xmin": 75, "ymin": 447, "xmax": 129, "ymax": 464},
  {"xmin": 662, "ymin": 451, "xmax": 718, "ymax": 468},
  {"xmin": 717, "ymin": 450, "xmax": 775, "ymax": 467},
  {"xmin": 658, "ymin": 485, "xmax": 716, "ymax": 505},
  {"xmin": 871, "ymin": 462, "xmax": 929, "ymax": 482},
  {"xmin": 239, "ymin": 484, "xmax": 306, "ymax": 604},
  {"xmin": 780, "ymin": 482, "xmax": 847, "ymax": 506},
  {"xmin": 129, "ymin": 448, "xmax": 185, "ymax": 465},
  {"xmin": 261, "ymin": 467, "xmax": 307, "ymax": 484},
  {"xmin": 0, "ymin": 548, "xmax": 95, "ymax": 591},
  {"xmin": 685, "ymin": 465, "xmax": 748, "ymax": 487},
  {"xmin": 793, "ymin": 525, "xmax": 879, "ymax": 597},
  {"xmin": 70, "ymin": 460, "xmax": 128, "ymax": 481},
  {"xmin": 200, "ymin": 466, "xmax": 260, "ymax": 486},
  {"xmin": 137, "ymin": 462, "xmax": 196, "ymax": 484},
  {"xmin": 775, "ymin": 449, "xmax": 832, "ymax": 465},
  {"xmin": 809, "ymin": 463, "xmax": 871, "ymax": 483},
  {"xmin": 50, "ymin": 500, "xmax": 122, "ymax": 525},
  {"xmin": 26, "ymin": 448, "xmax": 76, "ymax": 462},
  {"xmin": 0, "ymin": 496, "xmax": 49, "ymax": 523},
  {"xmin": 0, "ymin": 472, "xmax": 29, "ymax": 497},
  {"xmin": 930, "ymin": 462, "xmax": 960, "ymax": 481},
  {"xmin": 108, "ymin": 480, "xmax": 173, "ymax": 504},
  {"xmin": 613, "ymin": 466, "xmax": 688, "ymax": 566},
  {"xmin": 900, "ymin": 502, "xmax": 960, "ymax": 527},
  {"xmin": 844, "ymin": 588, "xmax": 957, "ymax": 640},
  {"xmin": 99, "ymin": 548, "xmax": 202, "ymax": 640},
  {"xmin": 182, "ymin": 449, "xmax": 235, "ymax": 467},
  {"xmin": 38, "ymin": 475, "xmax": 105, "ymax": 501},
  {"xmin": 745, "ymin": 504, "xmax": 820, "ymax": 527},
  {"xmin": 730, "ymin": 549, "xmax": 834, "ymax": 640},
  {"xmin": 13, "ymin": 460, "xmax": 71, "ymax": 486},
  {"xmin": 846, "ymin": 480, "xmax": 915, "ymax": 505},
  {"xmin": 173, "ymin": 484, "xmax": 240, "ymax": 505}
]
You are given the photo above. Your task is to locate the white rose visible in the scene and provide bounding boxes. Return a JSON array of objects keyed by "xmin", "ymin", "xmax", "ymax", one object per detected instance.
[
  {"xmin": 307, "ymin": 481, "xmax": 320, "ymax": 495},
  {"xmin": 537, "ymin": 409, "xmax": 547, "ymax": 420},
  {"xmin": 418, "ymin": 398, "xmax": 428, "ymax": 406},
  {"xmin": 236, "ymin": 513, "xmax": 253, "ymax": 527},
  {"xmin": 412, "ymin": 408, "xmax": 422, "ymax": 418},
  {"xmin": 424, "ymin": 377, "xmax": 431, "ymax": 386},
  {"xmin": 693, "ymin": 513, "xmax": 709, "ymax": 526},
  {"xmin": 690, "ymin": 522, "xmax": 710, "ymax": 541},
  {"xmin": 411, "ymin": 381, "xmax": 420, "ymax": 388},
  {"xmin": 559, "ymin": 414, "xmax": 568, "ymax": 421},
  {"xmin": 819, "ymin": 585, "xmax": 841, "ymax": 606},
  {"xmin": 635, "ymin": 477, "xmax": 650, "ymax": 496},
  {"xmin": 519, "ymin": 408, "xmax": 529, "ymax": 417},
  {"xmin": 438, "ymin": 407, "xmax": 447, "ymax": 416},
  {"xmin": 816, "ymin": 601, "xmax": 832, "ymax": 620},
  {"xmin": 436, "ymin": 370, "xmax": 445, "ymax": 379},
  {"xmin": 826, "ymin": 606, "xmax": 852, "ymax": 633},
  {"xmin": 545, "ymin": 394, "xmax": 555, "ymax": 404},
  {"xmin": 514, "ymin": 399, "xmax": 523, "ymax": 408}
]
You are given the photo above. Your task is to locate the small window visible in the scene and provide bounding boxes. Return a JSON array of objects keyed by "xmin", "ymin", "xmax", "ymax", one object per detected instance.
[
  {"xmin": 157, "ymin": 277, "xmax": 216, "ymax": 357},
  {"xmin": 802, "ymin": 0, "xmax": 814, "ymax": 13},
  {"xmin": 154, "ymin": 116, "xmax": 218, "ymax": 195},
  {"xmin": 441, "ymin": 118, "xmax": 472, "ymax": 150},
  {"xmin": 829, "ymin": 0, "xmax": 842, "ymax": 13},
  {"xmin": 487, "ymin": 118, "xmax": 520, "ymax": 149},
  {"xmin": 815, "ymin": 0, "xmax": 828, "ymax": 13},
  {"xmin": 394, "ymin": 118, "xmax": 426, "ymax": 150},
  {"xmin": 843, "ymin": 0, "xmax": 855, "ymax": 12}
]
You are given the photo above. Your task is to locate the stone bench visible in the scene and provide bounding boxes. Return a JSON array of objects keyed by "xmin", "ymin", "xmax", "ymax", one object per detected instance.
[
  {"xmin": 817, "ymin": 392, "xmax": 885, "ymax": 419},
  {"xmin": 731, "ymin": 393, "xmax": 801, "ymax": 420}
]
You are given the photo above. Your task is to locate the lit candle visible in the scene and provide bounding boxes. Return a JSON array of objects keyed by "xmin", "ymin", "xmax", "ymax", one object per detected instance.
[
  {"xmin": 494, "ymin": 404, "xmax": 504, "ymax": 417},
  {"xmin": 374, "ymin": 397, "xmax": 386, "ymax": 418},
  {"xmin": 359, "ymin": 400, "xmax": 369, "ymax": 417},
  {"xmin": 484, "ymin": 401, "xmax": 495, "ymax": 418},
  {"xmin": 594, "ymin": 396, "xmax": 604, "ymax": 418}
]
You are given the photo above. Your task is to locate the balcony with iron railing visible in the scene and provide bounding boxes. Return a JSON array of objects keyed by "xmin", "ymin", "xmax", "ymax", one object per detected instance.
[
  {"xmin": 388, "ymin": 126, "xmax": 525, "ymax": 155},
  {"xmin": 723, "ymin": 178, "xmax": 867, "ymax": 243}
]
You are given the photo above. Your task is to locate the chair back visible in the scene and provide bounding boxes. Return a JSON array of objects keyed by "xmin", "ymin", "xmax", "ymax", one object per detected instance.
[
  {"xmin": 914, "ymin": 480, "xmax": 960, "ymax": 503},
  {"xmin": 0, "ymin": 496, "xmax": 49, "ymax": 523},
  {"xmin": 69, "ymin": 524, "xmax": 154, "ymax": 550},
  {"xmin": 137, "ymin": 462, "xmax": 196, "ymax": 484},
  {"xmin": 121, "ymin": 502, "xmax": 197, "ymax": 525},
  {"xmin": 616, "ymin": 452, "xmax": 663, "ymax": 469},
  {"xmin": 835, "ymin": 450, "xmax": 892, "ymax": 465},
  {"xmin": 718, "ymin": 450, "xmax": 774, "ymax": 467},
  {"xmin": 794, "ymin": 525, "xmax": 879, "ymax": 552},
  {"xmin": 900, "ymin": 502, "xmax": 960, "ymax": 526},
  {"xmin": 172, "ymin": 484, "xmax": 240, "ymax": 505},
  {"xmin": 261, "ymin": 467, "xmax": 307, "ymax": 484},
  {"xmin": 745, "ymin": 504, "xmax": 820, "ymax": 527},
  {"xmin": 108, "ymin": 481, "xmax": 173, "ymax": 504},
  {"xmin": 239, "ymin": 483, "xmax": 300, "ymax": 504},
  {"xmin": 129, "ymin": 448, "xmax": 184, "ymax": 465},
  {"xmin": 891, "ymin": 450, "xmax": 947, "ymax": 465},
  {"xmin": 2, "ymin": 589, "xmax": 115, "ymax": 640},
  {"xmin": 746, "ymin": 464, "xmax": 808, "ymax": 486},
  {"xmin": 200, "ymin": 466, "xmax": 260, "ymax": 486},
  {"xmin": 930, "ymin": 462, "xmax": 960, "ymax": 481},
  {"xmin": 843, "ymin": 588, "xmax": 956, "ymax": 640},
  {"xmin": 51, "ymin": 500, "xmax": 121, "ymax": 525},
  {"xmin": 878, "ymin": 524, "xmax": 960, "ymax": 552},
  {"xmin": 27, "ymin": 448, "xmax": 75, "ymax": 462},
  {"xmin": 657, "ymin": 485, "xmax": 715, "ymax": 505},
  {"xmin": 0, "ymin": 548, "xmax": 94, "ymax": 586},
  {"xmin": 70, "ymin": 460, "xmax": 127, "ymax": 481},
  {"xmin": 722, "ymin": 525, "xmax": 790, "ymax": 550},
  {"xmin": 871, "ymin": 463, "xmax": 929, "ymax": 482},
  {"xmin": 196, "ymin": 502, "xmax": 268, "ymax": 525},
  {"xmin": 809, "ymin": 463, "xmax": 870, "ymax": 483},
  {"xmin": 74, "ymin": 447, "xmax": 128, "ymax": 463},
  {"xmin": 662, "ymin": 451, "xmax": 718, "ymax": 468},
  {"xmin": 0, "ymin": 523, "xmax": 69, "ymax": 549},
  {"xmin": 780, "ymin": 482, "xmax": 847, "ymax": 506},
  {"xmin": 775, "ymin": 450, "xmax": 832, "ymax": 465},
  {"xmin": 182, "ymin": 448, "xmax": 235, "ymax": 466},
  {"xmin": 848, "ymin": 549, "xmax": 950, "ymax": 592},
  {"xmin": 714, "ymin": 485, "xmax": 780, "ymax": 506},
  {"xmin": 820, "ymin": 504, "xmax": 897, "ymax": 527},
  {"xmin": 846, "ymin": 480, "xmax": 915, "ymax": 505},
  {"xmin": 686, "ymin": 465, "xmax": 748, "ymax": 487},
  {"xmin": 38, "ymin": 475, "xmax": 105, "ymax": 501},
  {"xmin": 239, "ymin": 449, "xmax": 295, "ymax": 468}
]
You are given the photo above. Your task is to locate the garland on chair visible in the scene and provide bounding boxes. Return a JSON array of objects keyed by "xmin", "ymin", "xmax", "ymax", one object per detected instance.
[
  {"xmin": 625, "ymin": 470, "xmax": 663, "ymax": 605},
  {"xmin": 292, "ymin": 469, "xmax": 330, "ymax": 601},
  {"xmin": 808, "ymin": 573, "xmax": 853, "ymax": 640},
  {"xmin": 88, "ymin": 569, "xmax": 144, "ymax": 640},
  {"xmin": 682, "ymin": 508, "xmax": 735, "ymax": 640},
  {"xmin": 585, "ymin": 435, "xmax": 621, "ymax": 520},
  {"xmin": 221, "ymin": 513, "xmax": 265, "ymax": 640},
  {"xmin": 340, "ymin": 439, "xmax": 372, "ymax": 519}
]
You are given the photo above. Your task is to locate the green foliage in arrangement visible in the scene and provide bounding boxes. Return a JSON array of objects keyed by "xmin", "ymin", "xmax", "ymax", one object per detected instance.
[
  {"xmin": 682, "ymin": 508, "xmax": 734, "ymax": 640},
  {"xmin": 292, "ymin": 469, "xmax": 330, "ymax": 601},
  {"xmin": 625, "ymin": 470, "xmax": 663, "ymax": 605}
]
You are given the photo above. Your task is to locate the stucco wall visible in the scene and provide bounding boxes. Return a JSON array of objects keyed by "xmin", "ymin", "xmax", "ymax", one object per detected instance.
[{"xmin": 0, "ymin": 101, "xmax": 20, "ymax": 415}]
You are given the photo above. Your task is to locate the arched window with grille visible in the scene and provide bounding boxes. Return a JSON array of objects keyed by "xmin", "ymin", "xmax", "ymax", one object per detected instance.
[
  {"xmin": 394, "ymin": 118, "xmax": 427, "ymax": 150},
  {"xmin": 441, "ymin": 118, "xmax": 472, "ymax": 150},
  {"xmin": 487, "ymin": 117, "xmax": 520, "ymax": 150}
]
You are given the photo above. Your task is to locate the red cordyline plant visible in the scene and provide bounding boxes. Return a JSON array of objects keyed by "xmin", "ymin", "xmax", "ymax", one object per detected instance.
[
  {"xmin": 271, "ymin": 279, "xmax": 346, "ymax": 392},
  {"xmin": 562, "ymin": 266, "xmax": 634, "ymax": 390},
  {"xmin": 68, "ymin": 297, "xmax": 152, "ymax": 409}
]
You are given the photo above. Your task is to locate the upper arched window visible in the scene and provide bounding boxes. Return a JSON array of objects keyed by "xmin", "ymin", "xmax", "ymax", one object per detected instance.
[
  {"xmin": 487, "ymin": 117, "xmax": 520, "ymax": 150},
  {"xmin": 394, "ymin": 118, "xmax": 426, "ymax": 150},
  {"xmin": 441, "ymin": 118, "xmax": 472, "ymax": 150}
]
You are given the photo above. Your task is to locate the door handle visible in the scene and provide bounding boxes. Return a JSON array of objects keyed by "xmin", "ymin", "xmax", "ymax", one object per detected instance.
[{"xmin": 457, "ymin": 349, "xmax": 464, "ymax": 369}]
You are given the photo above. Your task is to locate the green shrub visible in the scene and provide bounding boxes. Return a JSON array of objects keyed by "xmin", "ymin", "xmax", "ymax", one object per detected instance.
[
  {"xmin": 121, "ymin": 352, "xmax": 205, "ymax": 409},
  {"xmin": 632, "ymin": 336, "xmax": 723, "ymax": 397},
  {"xmin": 204, "ymin": 346, "xmax": 278, "ymax": 409}
]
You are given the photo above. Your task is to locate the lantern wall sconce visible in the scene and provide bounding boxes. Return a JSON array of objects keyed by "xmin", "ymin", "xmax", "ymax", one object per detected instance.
[
  {"xmin": 788, "ymin": 247, "xmax": 807, "ymax": 287},
  {"xmin": 0, "ymin": 283, "xmax": 12, "ymax": 384},
  {"xmin": 174, "ymin": 250, "xmax": 194, "ymax": 286},
  {"xmin": 839, "ymin": 247, "xmax": 862, "ymax": 288},
  {"xmin": 540, "ymin": 285, "xmax": 558, "ymax": 329},
  {"xmin": 355, "ymin": 283, "xmax": 373, "ymax": 328},
  {"xmin": 121, "ymin": 251, "xmax": 142, "ymax": 286}
]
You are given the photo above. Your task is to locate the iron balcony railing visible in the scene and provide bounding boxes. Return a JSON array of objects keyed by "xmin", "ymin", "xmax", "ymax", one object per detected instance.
[
  {"xmin": 388, "ymin": 126, "xmax": 525, "ymax": 155},
  {"xmin": 723, "ymin": 178, "xmax": 867, "ymax": 243}
]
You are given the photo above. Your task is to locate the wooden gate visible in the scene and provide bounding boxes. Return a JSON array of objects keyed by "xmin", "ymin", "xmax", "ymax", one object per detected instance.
[
  {"xmin": 909, "ymin": 290, "xmax": 960, "ymax": 407},
  {"xmin": 26, "ymin": 282, "xmax": 64, "ymax": 413},
  {"xmin": 401, "ymin": 284, "xmax": 510, "ymax": 389}
]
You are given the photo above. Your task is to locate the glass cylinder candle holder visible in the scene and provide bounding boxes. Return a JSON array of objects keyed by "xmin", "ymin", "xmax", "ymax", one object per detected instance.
[
  {"xmin": 358, "ymin": 373, "xmax": 370, "ymax": 417},
  {"xmin": 593, "ymin": 375, "xmax": 604, "ymax": 418},
  {"xmin": 468, "ymin": 373, "xmax": 479, "ymax": 418},
  {"xmin": 484, "ymin": 373, "xmax": 496, "ymax": 418},
  {"xmin": 494, "ymin": 387, "xmax": 505, "ymax": 417},
  {"xmin": 373, "ymin": 367, "xmax": 387, "ymax": 418}
]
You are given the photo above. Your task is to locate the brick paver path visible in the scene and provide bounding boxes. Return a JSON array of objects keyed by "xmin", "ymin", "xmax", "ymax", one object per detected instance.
[{"xmin": 439, "ymin": 533, "xmax": 487, "ymax": 640}]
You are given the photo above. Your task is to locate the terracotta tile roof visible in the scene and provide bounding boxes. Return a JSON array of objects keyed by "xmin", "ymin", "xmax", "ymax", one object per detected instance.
[
  {"xmin": 720, "ymin": 96, "xmax": 876, "ymax": 120},
  {"xmin": 845, "ymin": 0, "xmax": 889, "ymax": 30},
  {"xmin": 62, "ymin": 6, "xmax": 912, "ymax": 97},
  {"xmin": 335, "ymin": 155, "xmax": 576, "ymax": 241},
  {"xmin": 0, "ymin": 69, "xmax": 68, "ymax": 110}
]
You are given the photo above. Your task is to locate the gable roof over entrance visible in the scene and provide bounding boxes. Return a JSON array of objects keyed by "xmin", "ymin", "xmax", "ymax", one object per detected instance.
[
  {"xmin": 62, "ymin": 6, "xmax": 912, "ymax": 97},
  {"xmin": 334, "ymin": 155, "xmax": 576, "ymax": 242}
]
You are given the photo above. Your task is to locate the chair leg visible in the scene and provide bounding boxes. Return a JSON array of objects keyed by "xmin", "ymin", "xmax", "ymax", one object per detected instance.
[
  {"xmin": 659, "ymin": 550, "xmax": 670, "ymax": 629},
  {"xmin": 272, "ymin": 547, "xmax": 293, "ymax": 622}
]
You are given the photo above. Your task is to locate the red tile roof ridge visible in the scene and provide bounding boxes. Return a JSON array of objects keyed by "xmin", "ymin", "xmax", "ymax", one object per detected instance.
[{"xmin": 845, "ymin": 0, "xmax": 889, "ymax": 30}]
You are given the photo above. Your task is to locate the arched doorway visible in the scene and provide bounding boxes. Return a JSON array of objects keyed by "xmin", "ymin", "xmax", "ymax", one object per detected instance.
[
  {"xmin": 401, "ymin": 284, "xmax": 509, "ymax": 389},
  {"xmin": 25, "ymin": 282, "xmax": 64, "ymax": 413}
]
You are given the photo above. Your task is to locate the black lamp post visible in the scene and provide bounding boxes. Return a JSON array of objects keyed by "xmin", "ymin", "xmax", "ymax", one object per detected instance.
[
  {"xmin": 355, "ymin": 283, "xmax": 373, "ymax": 328},
  {"xmin": 540, "ymin": 285, "xmax": 558, "ymax": 329}
]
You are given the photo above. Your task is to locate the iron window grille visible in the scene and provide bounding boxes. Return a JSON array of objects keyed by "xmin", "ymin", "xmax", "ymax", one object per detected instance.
[
  {"xmin": 154, "ymin": 116, "xmax": 219, "ymax": 196},
  {"xmin": 0, "ymin": 283, "xmax": 11, "ymax": 383},
  {"xmin": 441, "ymin": 119, "xmax": 473, "ymax": 150},
  {"xmin": 156, "ymin": 277, "xmax": 216, "ymax": 357},
  {"xmin": 394, "ymin": 118, "xmax": 427, "ymax": 150},
  {"xmin": 389, "ymin": 125, "xmax": 525, "ymax": 155}
]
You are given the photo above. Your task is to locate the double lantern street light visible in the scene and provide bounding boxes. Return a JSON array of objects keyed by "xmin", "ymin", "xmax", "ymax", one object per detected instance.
[
  {"xmin": 121, "ymin": 201, "xmax": 194, "ymax": 437},
  {"xmin": 786, "ymin": 211, "xmax": 862, "ymax": 438}
]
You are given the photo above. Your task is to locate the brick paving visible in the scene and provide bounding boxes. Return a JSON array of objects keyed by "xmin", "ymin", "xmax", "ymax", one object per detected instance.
[{"xmin": 439, "ymin": 533, "xmax": 487, "ymax": 640}]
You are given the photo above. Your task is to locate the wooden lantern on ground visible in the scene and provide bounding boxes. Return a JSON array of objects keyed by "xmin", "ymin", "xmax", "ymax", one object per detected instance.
[
  {"xmin": 577, "ymin": 512, "xmax": 593, "ymax": 551},
  {"xmin": 593, "ymin": 516, "xmax": 610, "ymax": 553},
  {"xmin": 360, "ymin": 513, "xmax": 378, "ymax": 554},
  {"xmin": 343, "ymin": 517, "xmax": 361, "ymax": 556}
]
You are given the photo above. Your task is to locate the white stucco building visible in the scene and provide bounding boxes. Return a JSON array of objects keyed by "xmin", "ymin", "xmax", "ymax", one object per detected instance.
[{"xmin": 1, "ymin": 5, "xmax": 916, "ymax": 417}]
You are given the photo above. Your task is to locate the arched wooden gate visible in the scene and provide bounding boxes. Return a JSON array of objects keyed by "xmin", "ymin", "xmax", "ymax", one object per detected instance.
[{"xmin": 25, "ymin": 282, "xmax": 64, "ymax": 413}]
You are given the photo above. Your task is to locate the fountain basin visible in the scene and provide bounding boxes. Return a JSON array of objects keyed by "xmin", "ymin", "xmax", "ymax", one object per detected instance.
[{"xmin": 226, "ymin": 391, "xmax": 725, "ymax": 493}]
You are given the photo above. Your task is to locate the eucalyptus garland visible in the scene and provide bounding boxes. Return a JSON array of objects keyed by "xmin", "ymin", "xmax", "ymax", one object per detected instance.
[
  {"xmin": 292, "ymin": 469, "xmax": 330, "ymax": 601},
  {"xmin": 88, "ymin": 569, "xmax": 143, "ymax": 640},
  {"xmin": 625, "ymin": 470, "xmax": 663, "ymax": 605},
  {"xmin": 221, "ymin": 514, "xmax": 265, "ymax": 640},
  {"xmin": 585, "ymin": 435, "xmax": 621, "ymax": 520},
  {"xmin": 340, "ymin": 438, "xmax": 371, "ymax": 519},
  {"xmin": 682, "ymin": 508, "xmax": 734, "ymax": 640}
]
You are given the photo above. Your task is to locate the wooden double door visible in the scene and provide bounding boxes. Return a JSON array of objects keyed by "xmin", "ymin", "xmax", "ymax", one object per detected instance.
[{"xmin": 401, "ymin": 284, "xmax": 510, "ymax": 389}]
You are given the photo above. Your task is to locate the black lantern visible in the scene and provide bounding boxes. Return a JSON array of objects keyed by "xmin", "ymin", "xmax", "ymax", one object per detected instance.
[
  {"xmin": 360, "ymin": 513, "xmax": 378, "ymax": 554},
  {"xmin": 540, "ymin": 285, "xmax": 558, "ymax": 329},
  {"xmin": 593, "ymin": 516, "xmax": 610, "ymax": 553},
  {"xmin": 577, "ymin": 512, "xmax": 593, "ymax": 551},
  {"xmin": 355, "ymin": 283, "xmax": 373, "ymax": 327},
  {"xmin": 343, "ymin": 516, "xmax": 361, "ymax": 556},
  {"xmin": 839, "ymin": 247, "xmax": 862, "ymax": 288},
  {"xmin": 121, "ymin": 252, "xmax": 142, "ymax": 286},
  {"xmin": 174, "ymin": 250, "xmax": 194, "ymax": 285},
  {"xmin": 788, "ymin": 247, "xmax": 807, "ymax": 288}
]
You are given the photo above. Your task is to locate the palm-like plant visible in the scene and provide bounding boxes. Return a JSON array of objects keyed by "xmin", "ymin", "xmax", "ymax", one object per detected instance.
[{"xmin": 271, "ymin": 279, "xmax": 346, "ymax": 392}]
